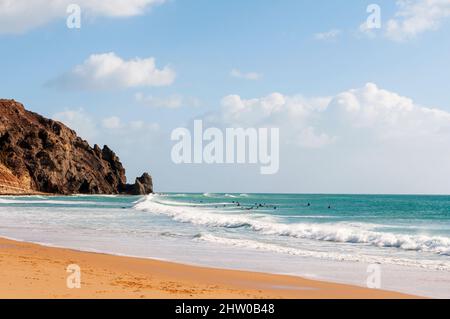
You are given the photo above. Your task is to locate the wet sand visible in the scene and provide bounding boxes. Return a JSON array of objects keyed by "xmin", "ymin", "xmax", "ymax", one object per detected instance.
[{"xmin": 0, "ymin": 237, "xmax": 418, "ymax": 299}]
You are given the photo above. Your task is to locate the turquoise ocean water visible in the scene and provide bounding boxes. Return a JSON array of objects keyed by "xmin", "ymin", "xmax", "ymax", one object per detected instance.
[{"xmin": 1, "ymin": 193, "xmax": 449, "ymax": 297}]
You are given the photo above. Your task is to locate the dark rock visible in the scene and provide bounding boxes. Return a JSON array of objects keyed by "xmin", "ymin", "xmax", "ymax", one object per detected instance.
[
  {"xmin": 0, "ymin": 99, "xmax": 153, "ymax": 195},
  {"xmin": 124, "ymin": 173, "xmax": 153, "ymax": 195},
  {"xmin": 136, "ymin": 173, "xmax": 153, "ymax": 194}
]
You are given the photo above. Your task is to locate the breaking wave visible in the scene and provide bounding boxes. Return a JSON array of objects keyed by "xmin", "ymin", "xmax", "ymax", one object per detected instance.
[
  {"xmin": 134, "ymin": 195, "xmax": 450, "ymax": 256},
  {"xmin": 195, "ymin": 234, "xmax": 450, "ymax": 271}
]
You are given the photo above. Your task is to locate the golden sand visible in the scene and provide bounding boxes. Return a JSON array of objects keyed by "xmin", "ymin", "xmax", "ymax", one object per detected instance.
[{"xmin": 0, "ymin": 237, "xmax": 418, "ymax": 299}]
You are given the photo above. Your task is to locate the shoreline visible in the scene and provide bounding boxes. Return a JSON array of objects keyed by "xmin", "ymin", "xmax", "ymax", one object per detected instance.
[{"xmin": 0, "ymin": 237, "xmax": 419, "ymax": 299}]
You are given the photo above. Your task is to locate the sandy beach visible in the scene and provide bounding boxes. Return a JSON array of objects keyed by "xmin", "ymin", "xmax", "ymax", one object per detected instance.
[{"xmin": 0, "ymin": 237, "xmax": 418, "ymax": 299}]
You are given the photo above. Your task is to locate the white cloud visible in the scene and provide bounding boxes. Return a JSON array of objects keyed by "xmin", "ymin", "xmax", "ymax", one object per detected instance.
[
  {"xmin": 50, "ymin": 84, "xmax": 450, "ymax": 193},
  {"xmin": 230, "ymin": 69, "xmax": 262, "ymax": 81},
  {"xmin": 53, "ymin": 109, "xmax": 159, "ymax": 138},
  {"xmin": 52, "ymin": 108, "xmax": 161, "ymax": 182},
  {"xmin": 205, "ymin": 92, "xmax": 334, "ymax": 148},
  {"xmin": 53, "ymin": 108, "xmax": 97, "ymax": 141},
  {"xmin": 387, "ymin": 0, "xmax": 450, "ymax": 41},
  {"xmin": 80, "ymin": 0, "xmax": 165, "ymax": 17},
  {"xmin": 52, "ymin": 108, "xmax": 160, "ymax": 161},
  {"xmin": 385, "ymin": 0, "xmax": 450, "ymax": 41},
  {"xmin": 102, "ymin": 116, "xmax": 122, "ymax": 129},
  {"xmin": 49, "ymin": 52, "xmax": 175, "ymax": 90},
  {"xmin": 329, "ymin": 83, "xmax": 450, "ymax": 136},
  {"xmin": 206, "ymin": 83, "xmax": 450, "ymax": 150},
  {"xmin": 0, "ymin": 0, "xmax": 165, "ymax": 34},
  {"xmin": 358, "ymin": 21, "xmax": 378, "ymax": 38},
  {"xmin": 314, "ymin": 29, "xmax": 341, "ymax": 41},
  {"xmin": 355, "ymin": 1, "xmax": 450, "ymax": 41},
  {"xmin": 386, "ymin": 0, "xmax": 450, "ymax": 41},
  {"xmin": 195, "ymin": 83, "xmax": 450, "ymax": 193},
  {"xmin": 101, "ymin": 116, "xmax": 160, "ymax": 132},
  {"xmin": 135, "ymin": 93, "xmax": 201, "ymax": 108}
]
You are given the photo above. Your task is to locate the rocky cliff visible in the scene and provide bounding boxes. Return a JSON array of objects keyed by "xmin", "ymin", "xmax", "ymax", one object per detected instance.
[{"xmin": 0, "ymin": 99, "xmax": 153, "ymax": 195}]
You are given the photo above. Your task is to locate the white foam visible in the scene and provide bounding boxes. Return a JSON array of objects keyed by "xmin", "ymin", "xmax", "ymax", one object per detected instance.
[
  {"xmin": 197, "ymin": 233, "xmax": 450, "ymax": 271},
  {"xmin": 0, "ymin": 198, "xmax": 98, "ymax": 205},
  {"xmin": 134, "ymin": 195, "xmax": 450, "ymax": 257}
]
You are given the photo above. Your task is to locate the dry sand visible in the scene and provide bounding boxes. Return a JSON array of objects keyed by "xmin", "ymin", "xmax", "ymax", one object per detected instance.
[{"xmin": 0, "ymin": 237, "xmax": 418, "ymax": 299}]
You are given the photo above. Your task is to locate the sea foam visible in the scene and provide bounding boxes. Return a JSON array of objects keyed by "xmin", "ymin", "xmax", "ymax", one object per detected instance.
[
  {"xmin": 196, "ymin": 233, "xmax": 450, "ymax": 271},
  {"xmin": 134, "ymin": 195, "xmax": 450, "ymax": 257}
]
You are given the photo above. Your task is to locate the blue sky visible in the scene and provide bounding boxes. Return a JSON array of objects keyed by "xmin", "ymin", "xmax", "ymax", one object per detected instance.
[{"xmin": 1, "ymin": 0, "xmax": 450, "ymax": 193}]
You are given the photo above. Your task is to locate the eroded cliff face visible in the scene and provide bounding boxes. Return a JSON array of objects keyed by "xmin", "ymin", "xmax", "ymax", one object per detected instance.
[{"xmin": 0, "ymin": 99, "xmax": 152, "ymax": 195}]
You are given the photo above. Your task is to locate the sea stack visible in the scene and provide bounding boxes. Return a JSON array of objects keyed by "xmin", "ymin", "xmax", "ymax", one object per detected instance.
[{"xmin": 0, "ymin": 99, "xmax": 153, "ymax": 195}]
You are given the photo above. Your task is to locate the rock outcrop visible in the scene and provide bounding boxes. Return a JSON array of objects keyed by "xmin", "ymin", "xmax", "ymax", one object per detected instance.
[{"xmin": 0, "ymin": 99, "xmax": 153, "ymax": 195}]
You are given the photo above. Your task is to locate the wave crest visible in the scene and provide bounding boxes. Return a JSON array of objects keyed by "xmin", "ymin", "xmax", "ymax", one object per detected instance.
[{"xmin": 134, "ymin": 195, "xmax": 450, "ymax": 256}]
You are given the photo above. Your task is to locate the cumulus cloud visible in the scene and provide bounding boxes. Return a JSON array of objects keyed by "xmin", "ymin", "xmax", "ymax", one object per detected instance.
[
  {"xmin": 0, "ymin": 0, "xmax": 165, "ymax": 34},
  {"xmin": 48, "ymin": 52, "xmax": 175, "ymax": 90},
  {"xmin": 205, "ymin": 92, "xmax": 334, "ymax": 148},
  {"xmin": 51, "ymin": 84, "xmax": 450, "ymax": 193},
  {"xmin": 230, "ymin": 69, "xmax": 262, "ymax": 81},
  {"xmin": 314, "ymin": 29, "xmax": 341, "ymax": 41},
  {"xmin": 135, "ymin": 93, "xmax": 201, "ymax": 109},
  {"xmin": 195, "ymin": 83, "xmax": 450, "ymax": 193},
  {"xmin": 206, "ymin": 83, "xmax": 450, "ymax": 150},
  {"xmin": 328, "ymin": 83, "xmax": 450, "ymax": 140},
  {"xmin": 385, "ymin": 0, "xmax": 450, "ymax": 41}
]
